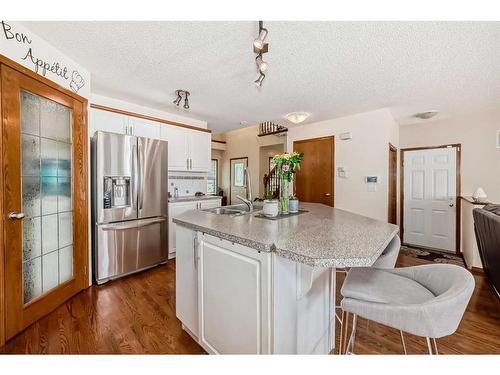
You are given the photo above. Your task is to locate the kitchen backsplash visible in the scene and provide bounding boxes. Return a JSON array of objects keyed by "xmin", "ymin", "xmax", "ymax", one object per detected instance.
[{"xmin": 168, "ymin": 172, "xmax": 207, "ymax": 197}]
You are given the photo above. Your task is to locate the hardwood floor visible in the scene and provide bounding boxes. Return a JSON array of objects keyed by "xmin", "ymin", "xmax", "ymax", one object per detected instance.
[{"xmin": 1, "ymin": 254, "xmax": 499, "ymax": 354}]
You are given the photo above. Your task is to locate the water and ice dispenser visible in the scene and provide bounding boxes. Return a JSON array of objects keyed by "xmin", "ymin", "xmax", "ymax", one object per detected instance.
[{"xmin": 103, "ymin": 176, "xmax": 131, "ymax": 209}]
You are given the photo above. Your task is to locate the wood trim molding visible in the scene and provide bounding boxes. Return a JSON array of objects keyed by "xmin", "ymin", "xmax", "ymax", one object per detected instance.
[
  {"xmin": 211, "ymin": 139, "xmax": 226, "ymax": 144},
  {"xmin": 90, "ymin": 103, "xmax": 211, "ymax": 134},
  {"xmin": 400, "ymin": 144, "xmax": 462, "ymax": 254}
]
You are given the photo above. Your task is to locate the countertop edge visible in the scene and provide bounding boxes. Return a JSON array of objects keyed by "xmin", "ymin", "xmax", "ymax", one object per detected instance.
[
  {"xmin": 173, "ymin": 218, "xmax": 273, "ymax": 252},
  {"xmin": 173, "ymin": 218, "xmax": 400, "ymax": 268}
]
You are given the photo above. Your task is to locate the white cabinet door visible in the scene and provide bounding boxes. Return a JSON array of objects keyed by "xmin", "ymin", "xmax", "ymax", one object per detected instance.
[
  {"xmin": 189, "ymin": 131, "xmax": 211, "ymax": 172},
  {"xmin": 168, "ymin": 201, "xmax": 198, "ymax": 256},
  {"xmin": 162, "ymin": 126, "xmax": 189, "ymax": 171},
  {"xmin": 198, "ymin": 234, "xmax": 271, "ymax": 354},
  {"xmin": 199, "ymin": 199, "xmax": 221, "ymax": 210},
  {"xmin": 91, "ymin": 108, "xmax": 128, "ymax": 135},
  {"xmin": 128, "ymin": 117, "xmax": 160, "ymax": 139},
  {"xmin": 175, "ymin": 225, "xmax": 199, "ymax": 337}
]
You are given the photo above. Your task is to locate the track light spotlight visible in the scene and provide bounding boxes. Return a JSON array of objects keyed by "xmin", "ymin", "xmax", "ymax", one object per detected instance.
[
  {"xmin": 254, "ymin": 73, "xmax": 265, "ymax": 87},
  {"xmin": 173, "ymin": 93, "xmax": 182, "ymax": 106},
  {"xmin": 253, "ymin": 21, "xmax": 268, "ymax": 52},
  {"xmin": 256, "ymin": 54, "xmax": 268, "ymax": 73},
  {"xmin": 183, "ymin": 92, "xmax": 190, "ymax": 109}
]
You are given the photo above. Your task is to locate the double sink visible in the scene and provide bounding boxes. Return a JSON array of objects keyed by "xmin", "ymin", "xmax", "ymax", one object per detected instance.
[{"xmin": 202, "ymin": 204, "xmax": 261, "ymax": 216}]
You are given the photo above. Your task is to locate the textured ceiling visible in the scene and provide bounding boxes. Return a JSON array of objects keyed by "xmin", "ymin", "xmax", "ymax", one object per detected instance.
[{"xmin": 23, "ymin": 21, "xmax": 500, "ymax": 133}]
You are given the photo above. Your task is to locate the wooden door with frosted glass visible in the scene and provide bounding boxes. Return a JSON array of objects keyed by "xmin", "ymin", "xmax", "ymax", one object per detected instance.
[{"xmin": 1, "ymin": 64, "xmax": 88, "ymax": 340}]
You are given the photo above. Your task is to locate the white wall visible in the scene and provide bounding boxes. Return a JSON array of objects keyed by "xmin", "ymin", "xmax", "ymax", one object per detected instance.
[{"xmin": 287, "ymin": 109, "xmax": 399, "ymax": 222}]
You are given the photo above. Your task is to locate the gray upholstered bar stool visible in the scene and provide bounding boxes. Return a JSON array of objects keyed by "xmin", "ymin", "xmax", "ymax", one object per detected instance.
[
  {"xmin": 335, "ymin": 235, "xmax": 401, "ymax": 326},
  {"xmin": 339, "ymin": 264, "xmax": 475, "ymax": 354}
]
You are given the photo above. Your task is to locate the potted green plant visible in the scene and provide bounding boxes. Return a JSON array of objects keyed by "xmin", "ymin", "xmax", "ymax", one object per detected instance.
[
  {"xmin": 289, "ymin": 195, "xmax": 299, "ymax": 213},
  {"xmin": 262, "ymin": 191, "xmax": 279, "ymax": 217}
]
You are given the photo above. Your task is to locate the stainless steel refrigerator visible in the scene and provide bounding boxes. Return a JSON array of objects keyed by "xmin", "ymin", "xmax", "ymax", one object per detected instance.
[{"xmin": 91, "ymin": 131, "xmax": 168, "ymax": 284}]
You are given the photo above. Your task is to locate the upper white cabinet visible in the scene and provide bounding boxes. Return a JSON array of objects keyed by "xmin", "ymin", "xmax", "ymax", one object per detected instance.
[
  {"xmin": 160, "ymin": 125, "xmax": 211, "ymax": 172},
  {"xmin": 91, "ymin": 108, "xmax": 129, "ymax": 136},
  {"xmin": 189, "ymin": 131, "xmax": 211, "ymax": 172},
  {"xmin": 92, "ymin": 107, "xmax": 211, "ymax": 172},
  {"xmin": 128, "ymin": 117, "xmax": 160, "ymax": 139},
  {"xmin": 161, "ymin": 125, "xmax": 189, "ymax": 171}
]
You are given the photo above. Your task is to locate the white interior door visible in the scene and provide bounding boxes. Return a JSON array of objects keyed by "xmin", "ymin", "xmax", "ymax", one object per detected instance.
[{"xmin": 403, "ymin": 147, "xmax": 457, "ymax": 252}]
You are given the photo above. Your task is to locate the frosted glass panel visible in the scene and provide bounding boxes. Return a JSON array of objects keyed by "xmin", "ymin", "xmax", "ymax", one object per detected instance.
[
  {"xmin": 23, "ymin": 217, "xmax": 41, "ymax": 261},
  {"xmin": 21, "ymin": 134, "xmax": 40, "ymax": 176},
  {"xmin": 42, "ymin": 214, "xmax": 58, "ymax": 254},
  {"xmin": 41, "ymin": 138, "xmax": 58, "ymax": 177},
  {"xmin": 23, "ymin": 257, "xmax": 42, "ymax": 304},
  {"xmin": 58, "ymin": 212, "xmax": 72, "ymax": 249},
  {"xmin": 42, "ymin": 251, "xmax": 59, "ymax": 292},
  {"xmin": 59, "ymin": 246, "xmax": 73, "ymax": 283},
  {"xmin": 21, "ymin": 91, "xmax": 40, "ymax": 136},
  {"xmin": 21, "ymin": 90, "xmax": 73, "ymax": 304},
  {"xmin": 22, "ymin": 176, "xmax": 41, "ymax": 218},
  {"xmin": 41, "ymin": 176, "xmax": 58, "ymax": 215},
  {"xmin": 57, "ymin": 142, "xmax": 71, "ymax": 177},
  {"xmin": 58, "ymin": 177, "xmax": 71, "ymax": 212},
  {"xmin": 40, "ymin": 98, "xmax": 71, "ymax": 142}
]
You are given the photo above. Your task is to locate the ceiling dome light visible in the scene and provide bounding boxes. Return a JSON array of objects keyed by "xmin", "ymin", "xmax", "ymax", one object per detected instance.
[
  {"xmin": 254, "ymin": 73, "xmax": 265, "ymax": 87},
  {"xmin": 284, "ymin": 112, "xmax": 311, "ymax": 124},
  {"xmin": 414, "ymin": 110, "xmax": 439, "ymax": 120}
]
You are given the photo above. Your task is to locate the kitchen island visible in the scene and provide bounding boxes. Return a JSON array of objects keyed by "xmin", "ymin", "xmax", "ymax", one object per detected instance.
[{"xmin": 173, "ymin": 202, "xmax": 399, "ymax": 354}]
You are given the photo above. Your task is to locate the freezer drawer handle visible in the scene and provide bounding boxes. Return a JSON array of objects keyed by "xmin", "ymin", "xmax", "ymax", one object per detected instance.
[{"xmin": 100, "ymin": 217, "xmax": 167, "ymax": 231}]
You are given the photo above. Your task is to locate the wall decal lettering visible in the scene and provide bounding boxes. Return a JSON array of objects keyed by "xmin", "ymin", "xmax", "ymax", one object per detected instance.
[{"xmin": 1, "ymin": 20, "xmax": 86, "ymax": 94}]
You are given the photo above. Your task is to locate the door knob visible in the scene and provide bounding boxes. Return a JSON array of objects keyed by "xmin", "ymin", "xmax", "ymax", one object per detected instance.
[
  {"xmin": 449, "ymin": 202, "xmax": 455, "ymax": 207},
  {"xmin": 8, "ymin": 212, "xmax": 25, "ymax": 220},
  {"xmin": 324, "ymin": 193, "xmax": 331, "ymax": 197}
]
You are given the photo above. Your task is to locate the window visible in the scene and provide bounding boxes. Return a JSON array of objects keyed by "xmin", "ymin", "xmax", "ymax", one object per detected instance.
[{"xmin": 207, "ymin": 159, "xmax": 218, "ymax": 194}]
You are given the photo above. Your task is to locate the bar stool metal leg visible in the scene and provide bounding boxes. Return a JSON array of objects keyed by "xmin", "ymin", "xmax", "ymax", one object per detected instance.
[
  {"xmin": 433, "ymin": 338, "xmax": 439, "ymax": 355},
  {"xmin": 346, "ymin": 314, "xmax": 357, "ymax": 354},
  {"xmin": 426, "ymin": 337, "xmax": 434, "ymax": 355},
  {"xmin": 400, "ymin": 330, "xmax": 407, "ymax": 355}
]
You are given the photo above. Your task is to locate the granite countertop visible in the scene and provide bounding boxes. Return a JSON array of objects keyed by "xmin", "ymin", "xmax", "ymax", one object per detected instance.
[
  {"xmin": 173, "ymin": 202, "xmax": 399, "ymax": 268},
  {"xmin": 169, "ymin": 195, "xmax": 222, "ymax": 203}
]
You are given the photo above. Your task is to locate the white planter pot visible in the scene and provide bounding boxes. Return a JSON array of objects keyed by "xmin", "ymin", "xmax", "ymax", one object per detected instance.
[
  {"xmin": 289, "ymin": 199, "xmax": 299, "ymax": 213},
  {"xmin": 263, "ymin": 200, "xmax": 279, "ymax": 217}
]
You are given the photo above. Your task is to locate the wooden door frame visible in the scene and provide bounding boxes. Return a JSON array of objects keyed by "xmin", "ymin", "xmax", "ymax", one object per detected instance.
[
  {"xmin": 229, "ymin": 157, "xmax": 248, "ymax": 204},
  {"xmin": 293, "ymin": 135, "xmax": 335, "ymax": 207},
  {"xmin": 388, "ymin": 143, "xmax": 398, "ymax": 224},
  {"xmin": 399, "ymin": 144, "xmax": 462, "ymax": 254},
  {"xmin": 0, "ymin": 54, "xmax": 89, "ymax": 346}
]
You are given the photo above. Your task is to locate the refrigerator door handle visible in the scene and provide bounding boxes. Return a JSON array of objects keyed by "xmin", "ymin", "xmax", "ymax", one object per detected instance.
[
  {"xmin": 138, "ymin": 140, "xmax": 144, "ymax": 210},
  {"xmin": 100, "ymin": 217, "xmax": 167, "ymax": 231},
  {"xmin": 132, "ymin": 143, "xmax": 139, "ymax": 210}
]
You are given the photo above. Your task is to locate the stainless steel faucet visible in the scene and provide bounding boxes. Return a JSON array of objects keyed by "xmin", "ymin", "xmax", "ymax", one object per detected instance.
[{"xmin": 236, "ymin": 167, "xmax": 253, "ymax": 212}]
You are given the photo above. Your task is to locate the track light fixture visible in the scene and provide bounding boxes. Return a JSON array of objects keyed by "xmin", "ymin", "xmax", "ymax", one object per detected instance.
[
  {"xmin": 253, "ymin": 21, "xmax": 269, "ymax": 86},
  {"xmin": 254, "ymin": 72, "xmax": 265, "ymax": 87},
  {"xmin": 173, "ymin": 89, "xmax": 190, "ymax": 109},
  {"xmin": 253, "ymin": 21, "xmax": 268, "ymax": 53}
]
